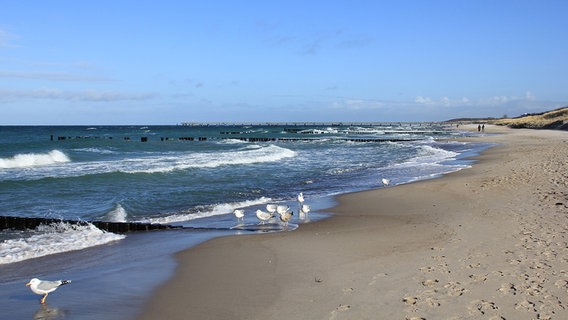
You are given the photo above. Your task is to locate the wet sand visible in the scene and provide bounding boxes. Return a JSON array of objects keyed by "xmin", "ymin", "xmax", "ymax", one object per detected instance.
[{"xmin": 138, "ymin": 125, "xmax": 568, "ymax": 320}]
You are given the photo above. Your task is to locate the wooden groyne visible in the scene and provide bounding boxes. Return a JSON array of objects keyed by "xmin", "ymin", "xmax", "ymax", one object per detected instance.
[
  {"xmin": 0, "ymin": 216, "xmax": 182, "ymax": 234},
  {"xmin": 51, "ymin": 135, "xmax": 422, "ymax": 143}
]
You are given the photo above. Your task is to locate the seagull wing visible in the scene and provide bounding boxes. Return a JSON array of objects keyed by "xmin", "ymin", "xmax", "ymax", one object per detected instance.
[{"xmin": 37, "ymin": 280, "xmax": 65, "ymax": 292}]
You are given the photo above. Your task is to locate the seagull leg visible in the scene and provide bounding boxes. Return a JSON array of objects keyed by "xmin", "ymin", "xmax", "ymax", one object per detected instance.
[{"xmin": 41, "ymin": 293, "xmax": 48, "ymax": 304}]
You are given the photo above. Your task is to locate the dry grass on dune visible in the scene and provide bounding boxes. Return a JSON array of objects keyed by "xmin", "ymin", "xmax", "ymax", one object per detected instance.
[{"xmin": 491, "ymin": 106, "xmax": 568, "ymax": 129}]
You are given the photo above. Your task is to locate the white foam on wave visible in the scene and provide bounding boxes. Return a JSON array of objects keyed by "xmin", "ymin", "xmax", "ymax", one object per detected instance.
[
  {"xmin": 2, "ymin": 145, "xmax": 297, "ymax": 181},
  {"xmin": 141, "ymin": 197, "xmax": 272, "ymax": 224},
  {"xmin": 0, "ymin": 222, "xmax": 125, "ymax": 265},
  {"xmin": 74, "ymin": 147, "xmax": 117, "ymax": 154},
  {"xmin": 401, "ymin": 145, "xmax": 460, "ymax": 166},
  {"xmin": 105, "ymin": 203, "xmax": 128, "ymax": 222},
  {"xmin": 117, "ymin": 144, "xmax": 296, "ymax": 174},
  {"xmin": 0, "ymin": 150, "xmax": 70, "ymax": 169},
  {"xmin": 384, "ymin": 143, "xmax": 471, "ymax": 184}
]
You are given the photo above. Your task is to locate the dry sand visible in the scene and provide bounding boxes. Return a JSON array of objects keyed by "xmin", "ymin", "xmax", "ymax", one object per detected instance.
[{"xmin": 138, "ymin": 125, "xmax": 568, "ymax": 320}]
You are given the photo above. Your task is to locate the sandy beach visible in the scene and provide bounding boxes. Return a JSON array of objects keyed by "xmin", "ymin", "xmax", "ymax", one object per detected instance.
[{"xmin": 138, "ymin": 125, "xmax": 568, "ymax": 320}]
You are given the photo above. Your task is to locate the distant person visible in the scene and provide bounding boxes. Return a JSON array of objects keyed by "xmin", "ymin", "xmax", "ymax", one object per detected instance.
[
  {"xmin": 482, "ymin": 124, "xmax": 485, "ymax": 131},
  {"xmin": 478, "ymin": 124, "xmax": 481, "ymax": 132}
]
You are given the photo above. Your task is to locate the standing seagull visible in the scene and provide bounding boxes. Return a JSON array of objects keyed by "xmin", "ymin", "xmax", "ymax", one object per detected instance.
[
  {"xmin": 297, "ymin": 192, "xmax": 309, "ymax": 219},
  {"xmin": 233, "ymin": 209, "xmax": 245, "ymax": 224},
  {"xmin": 297, "ymin": 192, "xmax": 305, "ymax": 204},
  {"xmin": 278, "ymin": 209, "xmax": 294, "ymax": 226},
  {"xmin": 26, "ymin": 278, "xmax": 71, "ymax": 304},
  {"xmin": 381, "ymin": 178, "xmax": 390, "ymax": 186},
  {"xmin": 266, "ymin": 204, "xmax": 278, "ymax": 214},
  {"xmin": 256, "ymin": 209, "xmax": 273, "ymax": 224}
]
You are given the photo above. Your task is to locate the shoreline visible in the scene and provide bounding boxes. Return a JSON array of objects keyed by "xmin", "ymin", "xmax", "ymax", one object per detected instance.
[{"xmin": 138, "ymin": 125, "xmax": 568, "ymax": 319}]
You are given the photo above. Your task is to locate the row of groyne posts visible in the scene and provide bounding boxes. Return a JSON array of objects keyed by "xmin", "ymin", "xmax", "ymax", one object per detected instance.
[
  {"xmin": 50, "ymin": 134, "xmax": 420, "ymax": 143},
  {"xmin": 51, "ymin": 135, "xmax": 208, "ymax": 142},
  {"xmin": 0, "ymin": 215, "xmax": 184, "ymax": 234}
]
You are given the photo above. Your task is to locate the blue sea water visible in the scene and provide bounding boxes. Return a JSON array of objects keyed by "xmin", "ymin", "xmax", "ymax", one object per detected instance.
[{"xmin": 0, "ymin": 123, "xmax": 492, "ymax": 319}]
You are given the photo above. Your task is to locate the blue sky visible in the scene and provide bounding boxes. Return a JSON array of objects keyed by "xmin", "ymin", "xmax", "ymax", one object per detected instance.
[{"xmin": 1, "ymin": 0, "xmax": 567, "ymax": 124}]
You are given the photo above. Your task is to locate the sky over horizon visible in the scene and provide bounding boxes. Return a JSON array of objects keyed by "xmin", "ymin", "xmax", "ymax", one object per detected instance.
[{"xmin": 1, "ymin": 0, "xmax": 567, "ymax": 125}]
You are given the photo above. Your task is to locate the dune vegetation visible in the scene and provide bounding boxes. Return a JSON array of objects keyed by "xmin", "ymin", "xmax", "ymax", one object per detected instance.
[{"xmin": 490, "ymin": 107, "xmax": 568, "ymax": 130}]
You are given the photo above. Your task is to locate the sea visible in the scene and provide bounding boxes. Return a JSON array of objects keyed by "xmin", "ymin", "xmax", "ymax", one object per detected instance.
[{"xmin": 0, "ymin": 123, "xmax": 492, "ymax": 319}]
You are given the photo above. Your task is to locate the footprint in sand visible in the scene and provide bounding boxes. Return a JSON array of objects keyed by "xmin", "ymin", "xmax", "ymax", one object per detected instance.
[
  {"xmin": 419, "ymin": 297, "xmax": 440, "ymax": 308},
  {"xmin": 515, "ymin": 299, "xmax": 537, "ymax": 313},
  {"xmin": 419, "ymin": 266, "xmax": 436, "ymax": 273},
  {"xmin": 421, "ymin": 279, "xmax": 439, "ymax": 287},
  {"xmin": 468, "ymin": 299, "xmax": 498, "ymax": 316},
  {"xmin": 524, "ymin": 284, "xmax": 543, "ymax": 296},
  {"xmin": 431, "ymin": 255, "xmax": 446, "ymax": 261},
  {"xmin": 468, "ymin": 273, "xmax": 488, "ymax": 283},
  {"xmin": 498, "ymin": 282, "xmax": 517, "ymax": 295},
  {"xmin": 403, "ymin": 296, "xmax": 418, "ymax": 305},
  {"xmin": 554, "ymin": 279, "xmax": 568, "ymax": 290},
  {"xmin": 342, "ymin": 287, "xmax": 354, "ymax": 294},
  {"xmin": 329, "ymin": 304, "xmax": 350, "ymax": 320},
  {"xmin": 444, "ymin": 281, "xmax": 467, "ymax": 297},
  {"xmin": 419, "ymin": 263, "xmax": 449, "ymax": 274}
]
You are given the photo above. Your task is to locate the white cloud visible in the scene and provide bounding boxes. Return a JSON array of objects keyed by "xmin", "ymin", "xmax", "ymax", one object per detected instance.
[
  {"xmin": 0, "ymin": 70, "xmax": 110, "ymax": 82},
  {"xmin": 0, "ymin": 88, "xmax": 157, "ymax": 102},
  {"xmin": 334, "ymin": 98, "xmax": 388, "ymax": 110},
  {"xmin": 414, "ymin": 93, "xmax": 538, "ymax": 108},
  {"xmin": 415, "ymin": 96, "xmax": 433, "ymax": 104}
]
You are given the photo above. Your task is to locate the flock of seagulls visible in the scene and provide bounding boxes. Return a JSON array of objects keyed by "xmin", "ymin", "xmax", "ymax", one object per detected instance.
[
  {"xmin": 234, "ymin": 192, "xmax": 310, "ymax": 226},
  {"xmin": 26, "ymin": 278, "xmax": 71, "ymax": 304},
  {"xmin": 232, "ymin": 178, "xmax": 391, "ymax": 226}
]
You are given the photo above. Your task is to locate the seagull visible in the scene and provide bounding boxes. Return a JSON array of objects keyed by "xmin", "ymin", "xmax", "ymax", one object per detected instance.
[
  {"xmin": 266, "ymin": 204, "xmax": 277, "ymax": 214},
  {"xmin": 381, "ymin": 178, "xmax": 390, "ymax": 186},
  {"xmin": 297, "ymin": 192, "xmax": 305, "ymax": 203},
  {"xmin": 26, "ymin": 278, "xmax": 71, "ymax": 304},
  {"xmin": 299, "ymin": 203, "xmax": 311, "ymax": 220},
  {"xmin": 276, "ymin": 205, "xmax": 290, "ymax": 215},
  {"xmin": 256, "ymin": 209, "xmax": 273, "ymax": 224},
  {"xmin": 278, "ymin": 210, "xmax": 294, "ymax": 226},
  {"xmin": 233, "ymin": 209, "xmax": 245, "ymax": 223}
]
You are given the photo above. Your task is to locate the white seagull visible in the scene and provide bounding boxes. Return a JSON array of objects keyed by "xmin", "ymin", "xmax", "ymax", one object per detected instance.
[
  {"xmin": 297, "ymin": 192, "xmax": 305, "ymax": 203},
  {"xmin": 381, "ymin": 178, "xmax": 390, "ymax": 186},
  {"xmin": 233, "ymin": 209, "xmax": 245, "ymax": 223},
  {"xmin": 276, "ymin": 205, "xmax": 290, "ymax": 215},
  {"xmin": 299, "ymin": 203, "xmax": 311, "ymax": 220},
  {"xmin": 266, "ymin": 204, "xmax": 278, "ymax": 214},
  {"xmin": 26, "ymin": 278, "xmax": 71, "ymax": 304},
  {"xmin": 256, "ymin": 209, "xmax": 273, "ymax": 224}
]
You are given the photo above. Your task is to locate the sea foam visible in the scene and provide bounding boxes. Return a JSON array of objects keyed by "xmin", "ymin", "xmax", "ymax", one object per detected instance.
[
  {"xmin": 105, "ymin": 203, "xmax": 128, "ymax": 222},
  {"xmin": 0, "ymin": 150, "xmax": 70, "ymax": 169},
  {"xmin": 0, "ymin": 222, "xmax": 125, "ymax": 264},
  {"xmin": 142, "ymin": 197, "xmax": 272, "ymax": 224}
]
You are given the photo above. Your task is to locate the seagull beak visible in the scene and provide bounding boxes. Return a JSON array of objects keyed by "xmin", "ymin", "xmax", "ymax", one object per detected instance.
[{"xmin": 26, "ymin": 282, "xmax": 31, "ymax": 286}]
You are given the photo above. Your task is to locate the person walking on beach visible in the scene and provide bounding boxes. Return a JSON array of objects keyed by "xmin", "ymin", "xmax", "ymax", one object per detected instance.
[{"xmin": 478, "ymin": 124, "xmax": 481, "ymax": 132}]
